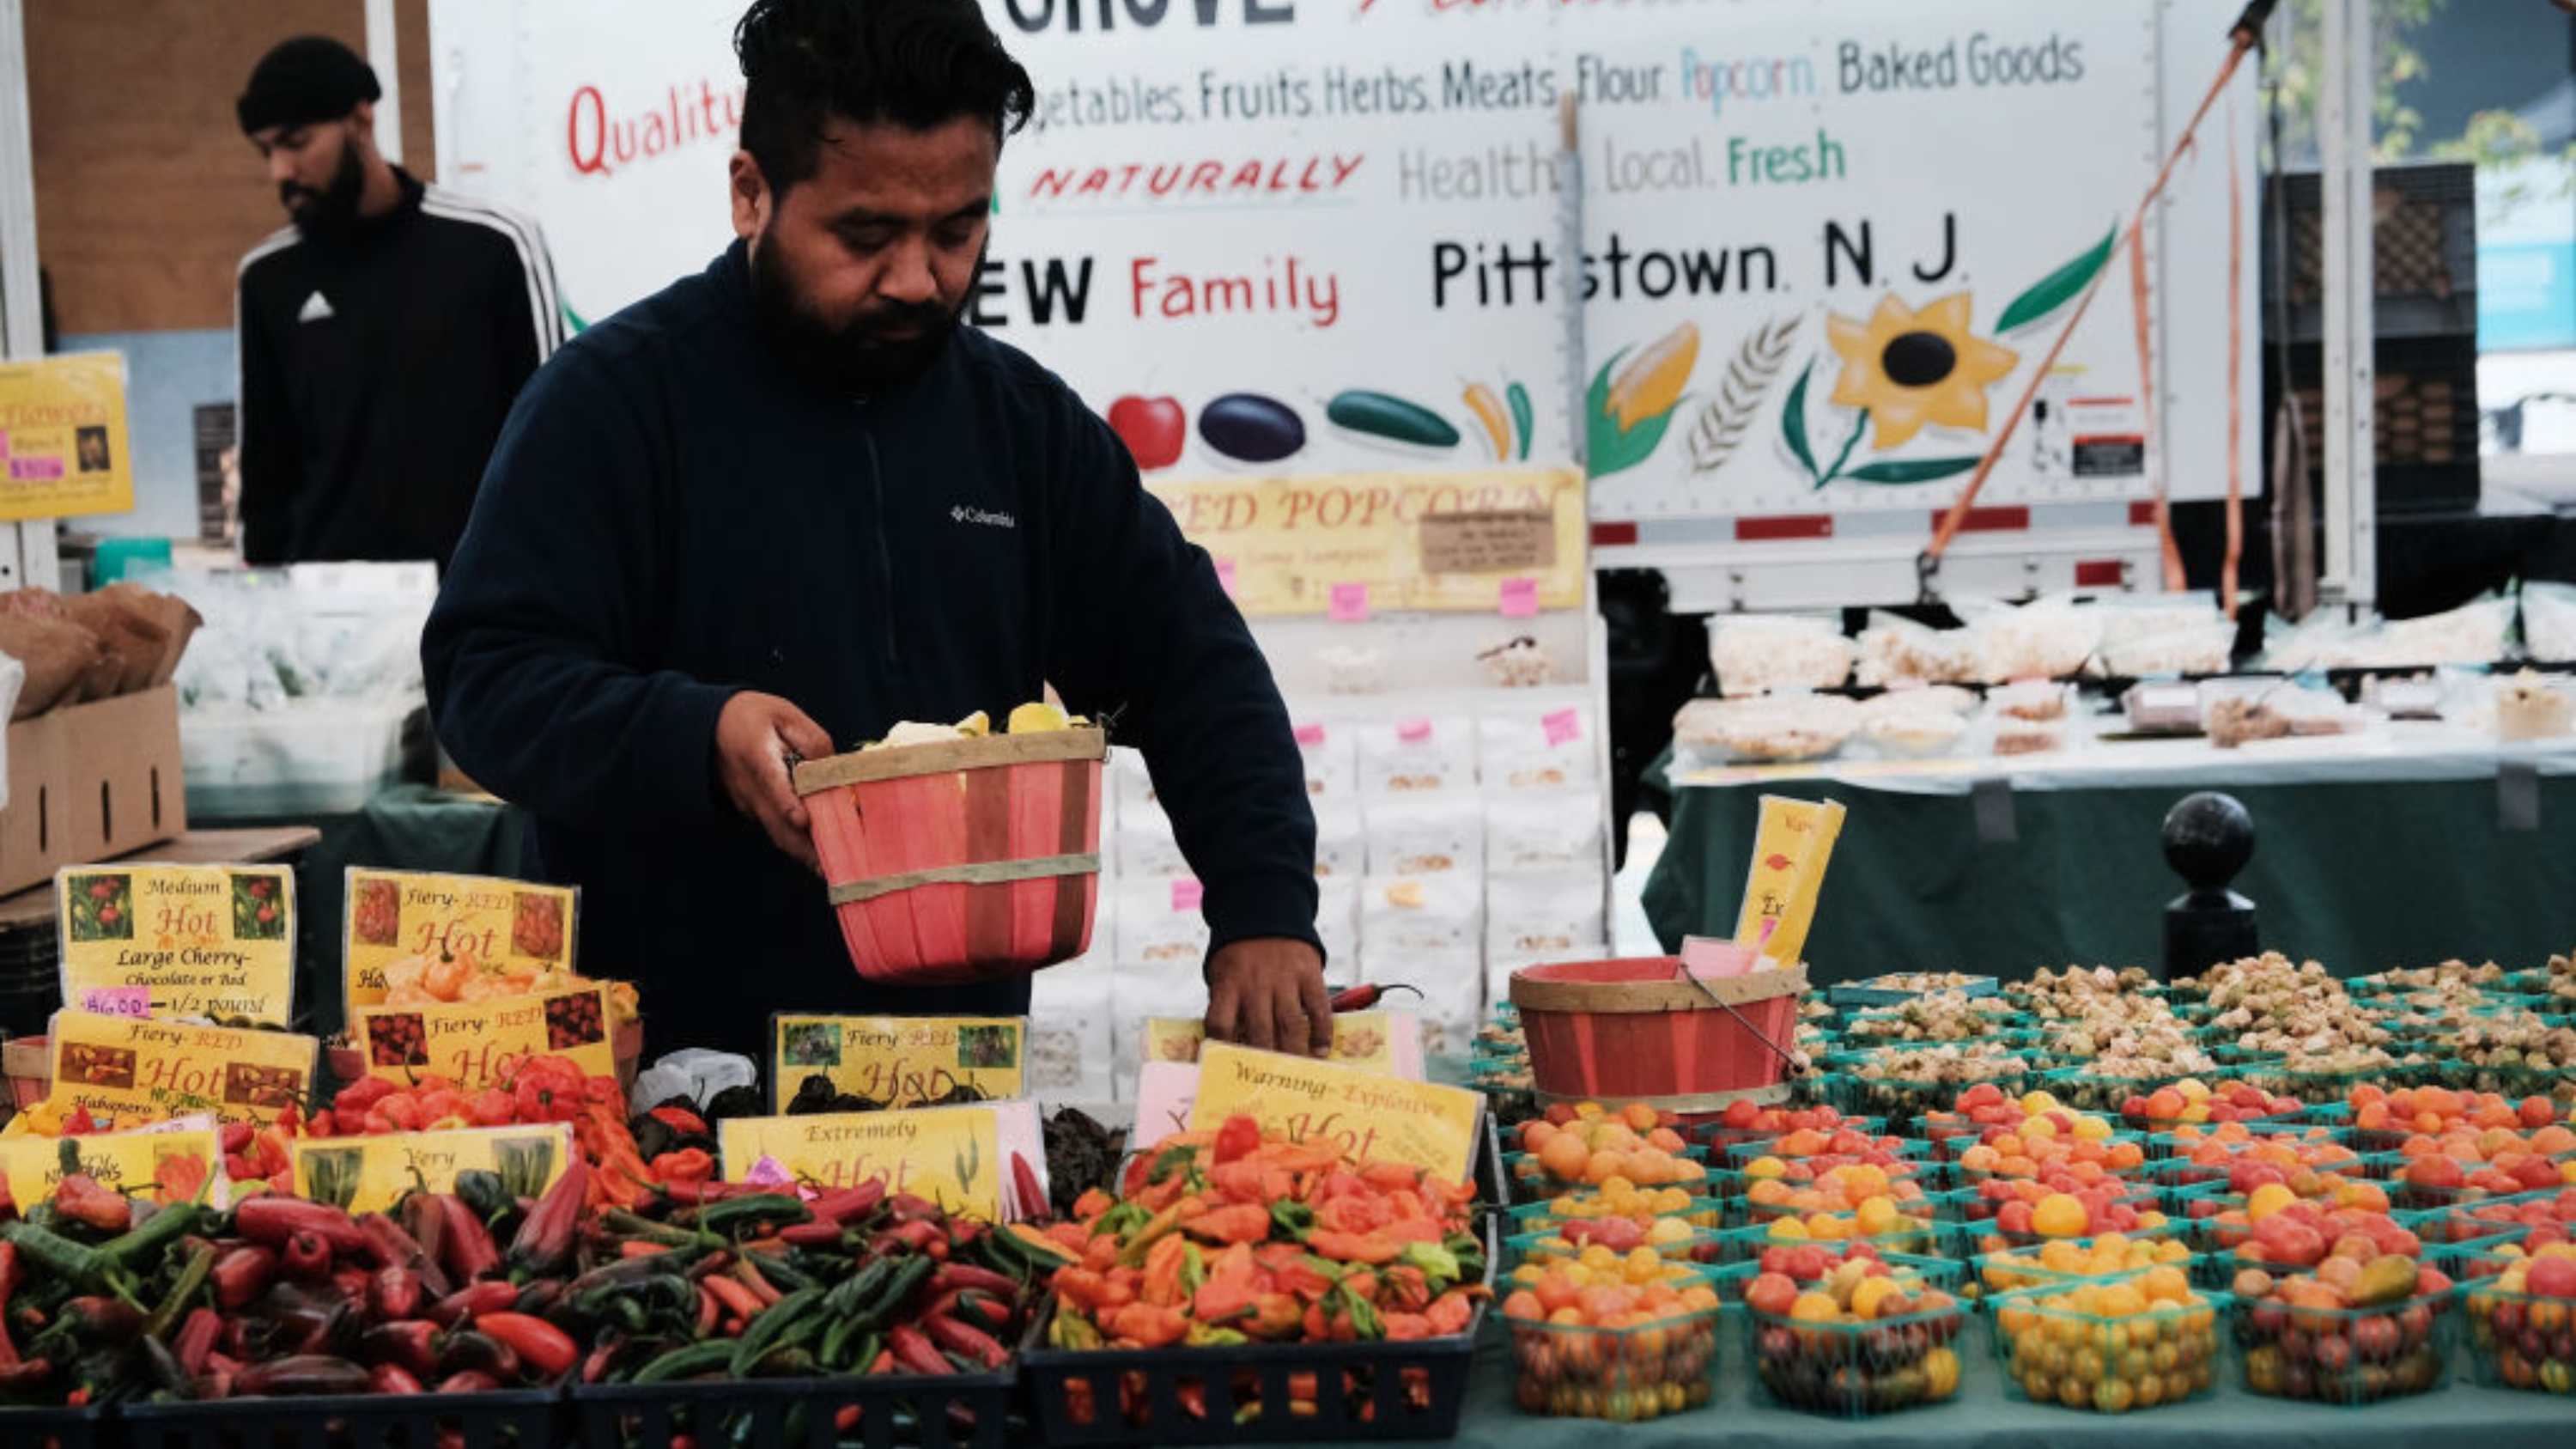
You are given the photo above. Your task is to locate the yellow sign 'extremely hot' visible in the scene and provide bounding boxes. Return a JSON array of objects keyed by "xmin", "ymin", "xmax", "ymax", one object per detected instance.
[
  {"xmin": 1190, "ymin": 1043, "xmax": 1480, "ymax": 1184},
  {"xmin": 291, "ymin": 1123, "xmax": 572, "ymax": 1215},
  {"xmin": 46, "ymin": 1008, "xmax": 317, "ymax": 1127},
  {"xmin": 770, "ymin": 1014, "xmax": 1024, "ymax": 1111},
  {"xmin": 351, "ymin": 984, "xmax": 613, "ymax": 1092},
  {"xmin": 0, "ymin": 352, "xmax": 133, "ymax": 521},
  {"xmin": 0, "ymin": 1127, "xmax": 221, "ymax": 1208},
  {"xmin": 1146, "ymin": 466, "xmax": 1585, "ymax": 617},
  {"xmin": 343, "ymin": 869, "xmax": 580, "ymax": 1018},
  {"xmin": 57, "ymin": 864, "xmax": 296, "ymax": 1026},
  {"xmin": 718, "ymin": 1107, "xmax": 1001, "ymax": 1220}
]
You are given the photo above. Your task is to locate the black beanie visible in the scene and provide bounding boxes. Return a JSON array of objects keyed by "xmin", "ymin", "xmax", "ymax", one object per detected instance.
[{"xmin": 236, "ymin": 35, "xmax": 380, "ymax": 134}]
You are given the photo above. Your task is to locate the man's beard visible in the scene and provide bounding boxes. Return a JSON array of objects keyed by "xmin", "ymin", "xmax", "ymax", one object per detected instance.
[
  {"xmin": 748, "ymin": 227, "xmax": 973, "ymax": 396},
  {"xmin": 283, "ymin": 138, "xmax": 366, "ymax": 240}
]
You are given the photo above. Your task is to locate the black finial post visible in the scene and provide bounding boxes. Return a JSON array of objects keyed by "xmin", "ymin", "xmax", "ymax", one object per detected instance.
[{"xmin": 2162, "ymin": 791, "xmax": 2258, "ymax": 983}]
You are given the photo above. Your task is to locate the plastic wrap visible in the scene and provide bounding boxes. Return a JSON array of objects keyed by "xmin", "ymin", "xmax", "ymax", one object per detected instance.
[
  {"xmin": 1709, "ymin": 614, "xmax": 1854, "ymax": 696},
  {"xmin": 1856, "ymin": 612, "xmax": 1978, "ymax": 685}
]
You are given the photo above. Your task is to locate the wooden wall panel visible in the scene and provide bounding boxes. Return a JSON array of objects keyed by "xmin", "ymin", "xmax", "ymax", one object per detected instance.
[{"xmin": 28, "ymin": 0, "xmax": 438, "ymax": 336}]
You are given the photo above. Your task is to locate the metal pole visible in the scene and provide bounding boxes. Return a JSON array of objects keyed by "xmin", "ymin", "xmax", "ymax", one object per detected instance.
[
  {"xmin": 2317, "ymin": 0, "xmax": 2376, "ymax": 612},
  {"xmin": 0, "ymin": 0, "xmax": 55, "ymax": 588},
  {"xmin": 365, "ymin": 0, "xmax": 404, "ymax": 167}
]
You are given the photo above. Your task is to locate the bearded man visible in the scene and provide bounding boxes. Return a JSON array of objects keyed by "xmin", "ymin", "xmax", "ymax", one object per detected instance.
[
  {"xmin": 422, "ymin": 0, "xmax": 1327, "ymax": 1058},
  {"xmin": 235, "ymin": 35, "xmax": 562, "ymax": 568}
]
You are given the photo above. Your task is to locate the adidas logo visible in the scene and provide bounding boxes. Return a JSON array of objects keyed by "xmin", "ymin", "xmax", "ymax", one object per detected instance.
[{"xmin": 296, "ymin": 291, "xmax": 336, "ymax": 323}]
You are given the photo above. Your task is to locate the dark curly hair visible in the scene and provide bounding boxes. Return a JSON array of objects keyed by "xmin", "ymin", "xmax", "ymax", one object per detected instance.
[{"xmin": 735, "ymin": 0, "xmax": 1035, "ymax": 192}]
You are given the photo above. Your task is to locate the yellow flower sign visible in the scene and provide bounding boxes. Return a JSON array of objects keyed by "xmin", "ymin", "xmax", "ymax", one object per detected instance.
[{"xmin": 1825, "ymin": 294, "xmax": 2018, "ymax": 452}]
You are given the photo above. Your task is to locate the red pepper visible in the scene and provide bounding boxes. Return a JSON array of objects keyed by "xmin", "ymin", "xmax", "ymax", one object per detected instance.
[
  {"xmin": 174, "ymin": 1307, "xmax": 222, "ymax": 1376},
  {"xmin": 60, "ymin": 1105, "xmax": 96, "ymax": 1135},
  {"xmin": 888, "ymin": 1325, "xmax": 953, "ymax": 1377},
  {"xmin": 368, "ymin": 1362, "xmax": 424, "ymax": 1394},
  {"xmin": 211, "ymin": 1246, "xmax": 277, "ymax": 1310},
  {"xmin": 930, "ymin": 1263, "xmax": 1020, "ymax": 1299},
  {"xmin": 808, "ymin": 1181, "xmax": 885, "ymax": 1224},
  {"xmin": 378, "ymin": 1093, "xmax": 424, "ymax": 1132},
  {"xmin": 648, "ymin": 1148, "xmax": 714, "ymax": 1184},
  {"xmin": 777, "ymin": 1221, "xmax": 844, "ymax": 1249},
  {"xmin": 234, "ymin": 1197, "xmax": 369, "ymax": 1256},
  {"xmin": 359, "ymin": 1319, "xmax": 439, "ymax": 1379},
  {"xmin": 426, "ymin": 1281, "xmax": 520, "ymax": 1327},
  {"xmin": 477, "ymin": 1312, "xmax": 578, "ymax": 1380},
  {"xmin": 583, "ymin": 1336, "xmax": 623, "ymax": 1384},
  {"xmin": 372, "ymin": 1267, "xmax": 422, "ymax": 1321},
  {"xmin": 1011, "ymin": 1154, "xmax": 1048, "ymax": 1220},
  {"xmin": 1326, "ymin": 982, "xmax": 1417, "ymax": 1012},
  {"xmin": 0, "ymin": 1242, "xmax": 18, "ymax": 1368},
  {"xmin": 647, "ymin": 1105, "xmax": 708, "ymax": 1135},
  {"xmin": 52, "ymin": 1175, "xmax": 130, "ymax": 1233},
  {"xmin": 1212, "ymin": 1115, "xmax": 1261, "ymax": 1167},
  {"xmin": 504, "ymin": 1157, "xmax": 588, "ymax": 1277},
  {"xmin": 922, "ymin": 1313, "xmax": 1009, "ymax": 1371},
  {"xmin": 334, "ymin": 1076, "xmax": 395, "ymax": 1119},
  {"xmin": 469, "ymin": 1089, "xmax": 515, "ymax": 1127},
  {"xmin": 282, "ymin": 1230, "xmax": 332, "ymax": 1282},
  {"xmin": 435, "ymin": 1370, "xmax": 500, "ymax": 1393},
  {"xmin": 219, "ymin": 1122, "xmax": 255, "ymax": 1154},
  {"xmin": 305, "ymin": 1110, "xmax": 335, "ymax": 1138},
  {"xmin": 435, "ymin": 1195, "xmax": 501, "ymax": 1282}
]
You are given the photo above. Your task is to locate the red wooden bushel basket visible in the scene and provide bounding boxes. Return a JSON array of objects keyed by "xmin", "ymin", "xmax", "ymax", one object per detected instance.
[
  {"xmin": 1508, "ymin": 957, "xmax": 1806, "ymax": 1112},
  {"xmin": 793, "ymin": 728, "xmax": 1105, "ymax": 987}
]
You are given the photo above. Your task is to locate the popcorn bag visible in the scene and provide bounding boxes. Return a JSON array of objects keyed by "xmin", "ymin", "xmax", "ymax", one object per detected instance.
[
  {"xmin": 1292, "ymin": 715, "xmax": 1358, "ymax": 803},
  {"xmin": 1314, "ymin": 801, "xmax": 1365, "ymax": 879},
  {"xmin": 1356, "ymin": 714, "xmax": 1477, "ymax": 796},
  {"xmin": 1360, "ymin": 873, "xmax": 1482, "ymax": 957},
  {"xmin": 1113, "ymin": 798, "xmax": 1190, "ymax": 880},
  {"xmin": 1315, "ymin": 873, "xmax": 1360, "ymax": 965},
  {"xmin": 1485, "ymin": 786, "xmax": 1606, "ymax": 874},
  {"xmin": 1364, "ymin": 795, "xmax": 1485, "ymax": 877},
  {"xmin": 1478, "ymin": 703, "xmax": 1596, "ymax": 792},
  {"xmin": 1112, "ymin": 875, "xmax": 1211, "ymax": 965},
  {"xmin": 1485, "ymin": 871, "xmax": 1608, "ymax": 962},
  {"xmin": 1026, "ymin": 946, "xmax": 1114, "ymax": 1102},
  {"xmin": 1364, "ymin": 946, "xmax": 1481, "ymax": 1059}
]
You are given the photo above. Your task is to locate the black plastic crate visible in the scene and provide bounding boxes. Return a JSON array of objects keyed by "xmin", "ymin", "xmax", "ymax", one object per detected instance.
[
  {"xmin": 117, "ymin": 1385, "xmax": 563, "ymax": 1449},
  {"xmin": 1018, "ymin": 1303, "xmax": 1484, "ymax": 1445},
  {"xmin": 2281, "ymin": 335, "xmax": 2482, "ymax": 515},
  {"xmin": 0, "ymin": 1404, "xmax": 106, "ymax": 1449},
  {"xmin": 2267, "ymin": 162, "xmax": 2479, "ymax": 344},
  {"xmin": 573, "ymin": 1367, "xmax": 1015, "ymax": 1449}
]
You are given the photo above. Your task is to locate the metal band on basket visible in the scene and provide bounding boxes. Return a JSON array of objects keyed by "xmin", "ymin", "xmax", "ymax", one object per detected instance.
[{"xmin": 824, "ymin": 852, "xmax": 1101, "ymax": 905}]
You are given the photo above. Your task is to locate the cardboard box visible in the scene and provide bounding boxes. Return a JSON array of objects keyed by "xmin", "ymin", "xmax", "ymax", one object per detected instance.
[{"xmin": 0, "ymin": 685, "xmax": 185, "ymax": 896}]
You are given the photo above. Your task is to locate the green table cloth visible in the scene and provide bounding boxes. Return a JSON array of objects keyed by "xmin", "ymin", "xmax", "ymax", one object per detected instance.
[{"xmin": 1640, "ymin": 745, "xmax": 2576, "ymax": 983}]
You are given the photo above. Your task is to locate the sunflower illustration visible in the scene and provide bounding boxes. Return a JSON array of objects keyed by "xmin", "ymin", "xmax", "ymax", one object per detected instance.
[{"xmin": 1824, "ymin": 293, "xmax": 2019, "ymax": 451}]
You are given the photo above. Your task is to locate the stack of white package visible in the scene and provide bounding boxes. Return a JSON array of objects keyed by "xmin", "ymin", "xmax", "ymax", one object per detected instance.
[
  {"xmin": 1479, "ymin": 701, "xmax": 1609, "ymax": 1008},
  {"xmin": 1354, "ymin": 715, "xmax": 1485, "ymax": 1056},
  {"xmin": 1024, "ymin": 764, "xmax": 1118, "ymax": 1105}
]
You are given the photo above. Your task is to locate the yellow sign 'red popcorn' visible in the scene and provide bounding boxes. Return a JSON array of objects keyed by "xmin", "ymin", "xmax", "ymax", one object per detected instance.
[
  {"xmin": 343, "ymin": 869, "xmax": 579, "ymax": 1017},
  {"xmin": 719, "ymin": 1107, "xmax": 1001, "ymax": 1220},
  {"xmin": 1191, "ymin": 1043, "xmax": 1480, "ymax": 1184},
  {"xmin": 771, "ymin": 1015, "xmax": 1023, "ymax": 1111},
  {"xmin": 292, "ymin": 1123, "xmax": 571, "ymax": 1215},
  {"xmin": 57, "ymin": 864, "xmax": 296, "ymax": 1026},
  {"xmin": 352, "ymin": 983, "xmax": 612, "ymax": 1092},
  {"xmin": 46, "ymin": 1009, "xmax": 317, "ymax": 1126}
]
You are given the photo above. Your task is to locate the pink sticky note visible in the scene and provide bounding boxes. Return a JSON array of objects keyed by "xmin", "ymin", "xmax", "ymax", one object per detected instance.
[
  {"xmin": 1541, "ymin": 707, "xmax": 1582, "ymax": 746},
  {"xmin": 1396, "ymin": 718, "xmax": 1432, "ymax": 744},
  {"xmin": 82, "ymin": 986, "xmax": 150, "ymax": 1019},
  {"xmin": 1681, "ymin": 937, "xmax": 1759, "ymax": 980},
  {"xmin": 1170, "ymin": 879, "xmax": 1204, "ymax": 912},
  {"xmin": 1215, "ymin": 558, "xmax": 1238, "ymax": 598},
  {"xmin": 1499, "ymin": 576, "xmax": 1540, "ymax": 618},
  {"xmin": 1328, "ymin": 581, "xmax": 1369, "ymax": 622},
  {"xmin": 1292, "ymin": 722, "xmax": 1327, "ymax": 747}
]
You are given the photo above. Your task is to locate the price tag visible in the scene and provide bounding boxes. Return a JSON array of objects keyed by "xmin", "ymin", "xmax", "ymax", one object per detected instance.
[
  {"xmin": 1191, "ymin": 1043, "xmax": 1479, "ymax": 1184},
  {"xmin": 1396, "ymin": 718, "xmax": 1432, "ymax": 744},
  {"xmin": 0, "ymin": 1126, "xmax": 222, "ymax": 1209},
  {"xmin": 47, "ymin": 1008, "xmax": 318, "ymax": 1128},
  {"xmin": 343, "ymin": 870, "xmax": 580, "ymax": 1019},
  {"xmin": 79, "ymin": 987, "xmax": 151, "ymax": 1019},
  {"xmin": 1328, "ymin": 581, "xmax": 1370, "ymax": 623},
  {"xmin": 291, "ymin": 1123, "xmax": 572, "ymax": 1215},
  {"xmin": 58, "ymin": 865, "xmax": 296, "ymax": 1026},
  {"xmin": 1292, "ymin": 721, "xmax": 1327, "ymax": 747},
  {"xmin": 1498, "ymin": 576, "xmax": 1540, "ymax": 618},
  {"xmin": 770, "ymin": 1015, "xmax": 1025, "ymax": 1111},
  {"xmin": 719, "ymin": 1105, "xmax": 1004, "ymax": 1219},
  {"xmin": 351, "ymin": 983, "xmax": 613, "ymax": 1091},
  {"xmin": 1215, "ymin": 558, "xmax": 1238, "ymax": 598},
  {"xmin": 1541, "ymin": 707, "xmax": 1583, "ymax": 746},
  {"xmin": 1170, "ymin": 879, "xmax": 1204, "ymax": 912}
]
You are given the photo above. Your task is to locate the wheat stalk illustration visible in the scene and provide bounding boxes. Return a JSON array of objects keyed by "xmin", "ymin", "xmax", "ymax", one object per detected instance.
[{"xmin": 1686, "ymin": 315, "xmax": 1801, "ymax": 474}]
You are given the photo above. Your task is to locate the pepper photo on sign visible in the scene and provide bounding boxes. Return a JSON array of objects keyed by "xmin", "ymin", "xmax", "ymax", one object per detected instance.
[
  {"xmin": 66, "ymin": 873, "xmax": 134, "ymax": 942},
  {"xmin": 544, "ymin": 992, "xmax": 605, "ymax": 1050},
  {"xmin": 511, "ymin": 892, "xmax": 566, "ymax": 960},
  {"xmin": 957, "ymin": 1023, "xmax": 1018, "ymax": 1069},
  {"xmin": 369, "ymin": 1012, "xmax": 428, "ymax": 1067},
  {"xmin": 225, "ymin": 1063, "xmax": 302, "ymax": 1109},
  {"xmin": 352, "ymin": 877, "xmax": 401, "ymax": 946},
  {"xmin": 781, "ymin": 1020, "xmax": 841, "ymax": 1066},
  {"xmin": 230, "ymin": 872, "xmax": 288, "ymax": 941}
]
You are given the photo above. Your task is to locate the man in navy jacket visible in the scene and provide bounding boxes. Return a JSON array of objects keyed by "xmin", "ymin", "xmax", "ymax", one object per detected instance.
[{"xmin": 422, "ymin": 0, "xmax": 1325, "ymax": 1058}]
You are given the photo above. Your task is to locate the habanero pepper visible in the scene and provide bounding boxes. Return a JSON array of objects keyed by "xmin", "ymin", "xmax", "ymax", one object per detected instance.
[
  {"xmin": 649, "ymin": 1148, "xmax": 714, "ymax": 1184},
  {"xmin": 52, "ymin": 1176, "xmax": 130, "ymax": 1233}
]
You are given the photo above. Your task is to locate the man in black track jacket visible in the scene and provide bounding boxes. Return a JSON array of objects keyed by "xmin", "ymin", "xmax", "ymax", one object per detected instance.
[
  {"xmin": 422, "ymin": 0, "xmax": 1327, "ymax": 1058},
  {"xmin": 234, "ymin": 36, "xmax": 562, "ymax": 569}
]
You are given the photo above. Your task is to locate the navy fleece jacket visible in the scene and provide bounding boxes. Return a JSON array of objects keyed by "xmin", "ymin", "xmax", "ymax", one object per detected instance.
[{"xmin": 422, "ymin": 240, "xmax": 1319, "ymax": 1055}]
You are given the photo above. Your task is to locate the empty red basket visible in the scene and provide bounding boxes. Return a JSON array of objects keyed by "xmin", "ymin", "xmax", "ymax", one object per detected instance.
[
  {"xmin": 1509, "ymin": 957, "xmax": 1806, "ymax": 1111},
  {"xmin": 793, "ymin": 728, "xmax": 1105, "ymax": 986}
]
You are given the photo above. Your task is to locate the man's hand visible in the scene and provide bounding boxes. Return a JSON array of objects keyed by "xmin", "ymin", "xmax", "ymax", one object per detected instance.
[
  {"xmin": 1206, "ymin": 938, "xmax": 1332, "ymax": 1056},
  {"xmin": 714, "ymin": 691, "xmax": 834, "ymax": 874}
]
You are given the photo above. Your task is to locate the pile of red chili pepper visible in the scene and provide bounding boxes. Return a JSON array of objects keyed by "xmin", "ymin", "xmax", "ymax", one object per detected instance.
[
  {"xmin": 0, "ymin": 1148, "xmax": 592, "ymax": 1406},
  {"xmin": 1031, "ymin": 1114, "xmax": 1489, "ymax": 1354},
  {"xmin": 309, "ymin": 1055, "xmax": 665, "ymax": 1210}
]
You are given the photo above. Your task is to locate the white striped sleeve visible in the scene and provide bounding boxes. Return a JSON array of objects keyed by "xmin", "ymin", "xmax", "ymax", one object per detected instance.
[{"xmin": 422, "ymin": 186, "xmax": 564, "ymax": 361}]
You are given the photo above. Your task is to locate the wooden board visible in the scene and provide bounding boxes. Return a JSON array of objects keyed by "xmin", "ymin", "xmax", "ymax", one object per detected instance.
[
  {"xmin": 27, "ymin": 0, "xmax": 440, "ymax": 335},
  {"xmin": 0, "ymin": 825, "xmax": 321, "ymax": 930}
]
